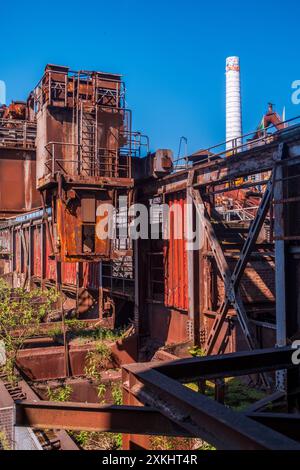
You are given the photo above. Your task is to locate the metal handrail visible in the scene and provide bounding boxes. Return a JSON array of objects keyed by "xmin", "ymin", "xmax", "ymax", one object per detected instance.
[
  {"xmin": 44, "ymin": 141, "xmax": 131, "ymax": 178},
  {"xmin": 121, "ymin": 130, "xmax": 150, "ymax": 155},
  {"xmin": 33, "ymin": 68, "xmax": 126, "ymax": 111},
  {"xmin": 173, "ymin": 115, "xmax": 300, "ymax": 167},
  {"xmin": 0, "ymin": 118, "xmax": 36, "ymax": 148},
  {"xmin": 219, "ymin": 204, "xmax": 260, "ymax": 222}
]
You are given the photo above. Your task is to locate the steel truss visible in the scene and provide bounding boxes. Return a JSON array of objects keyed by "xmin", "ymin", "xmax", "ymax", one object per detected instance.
[
  {"xmin": 14, "ymin": 347, "xmax": 300, "ymax": 450},
  {"xmin": 189, "ymin": 145, "xmax": 284, "ymax": 359}
]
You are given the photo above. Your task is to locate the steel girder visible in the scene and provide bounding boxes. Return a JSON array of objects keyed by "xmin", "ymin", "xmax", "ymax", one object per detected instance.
[
  {"xmin": 13, "ymin": 347, "xmax": 300, "ymax": 450},
  {"xmin": 122, "ymin": 347, "xmax": 300, "ymax": 450},
  {"xmin": 189, "ymin": 144, "xmax": 285, "ymax": 360}
]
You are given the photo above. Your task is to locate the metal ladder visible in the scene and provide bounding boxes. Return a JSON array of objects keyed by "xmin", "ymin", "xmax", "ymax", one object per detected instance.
[{"xmin": 79, "ymin": 104, "xmax": 96, "ymax": 176}]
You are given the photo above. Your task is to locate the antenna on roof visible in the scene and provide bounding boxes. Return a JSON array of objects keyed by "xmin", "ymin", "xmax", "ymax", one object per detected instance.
[{"xmin": 178, "ymin": 136, "xmax": 188, "ymax": 165}]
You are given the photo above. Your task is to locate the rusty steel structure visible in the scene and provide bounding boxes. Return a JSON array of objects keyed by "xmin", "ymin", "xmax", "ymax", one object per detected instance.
[
  {"xmin": 2, "ymin": 63, "xmax": 300, "ymax": 449},
  {"xmin": 134, "ymin": 116, "xmax": 300, "ymax": 360},
  {"xmin": 0, "ymin": 100, "xmax": 39, "ymax": 218},
  {"xmin": 34, "ymin": 64, "xmax": 134, "ymax": 263},
  {"xmin": 0, "ymin": 64, "xmax": 149, "ymax": 325},
  {"xmin": 0, "ymin": 375, "xmax": 78, "ymax": 450},
  {"xmin": 7, "ymin": 347, "xmax": 300, "ymax": 450}
]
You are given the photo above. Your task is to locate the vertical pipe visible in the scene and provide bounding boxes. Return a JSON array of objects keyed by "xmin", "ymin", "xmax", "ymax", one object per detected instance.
[
  {"xmin": 48, "ymin": 71, "xmax": 51, "ymax": 105},
  {"xmin": 76, "ymin": 262, "xmax": 79, "ymax": 314},
  {"xmin": 187, "ymin": 188, "xmax": 195, "ymax": 341},
  {"xmin": 11, "ymin": 227, "xmax": 14, "ymax": 276},
  {"xmin": 134, "ymin": 239, "xmax": 139, "ymax": 335},
  {"xmin": 274, "ymin": 160, "xmax": 286, "ymax": 391},
  {"xmin": 56, "ymin": 260, "xmax": 70, "ymax": 377},
  {"xmin": 0, "ymin": 80, "xmax": 6, "ymax": 105},
  {"xmin": 226, "ymin": 56, "xmax": 242, "ymax": 151},
  {"xmin": 28, "ymin": 225, "xmax": 32, "ymax": 287},
  {"xmin": 52, "ymin": 143, "xmax": 55, "ymax": 176},
  {"xmin": 40, "ymin": 222, "xmax": 44, "ymax": 286},
  {"xmin": 99, "ymin": 261, "xmax": 103, "ymax": 321}
]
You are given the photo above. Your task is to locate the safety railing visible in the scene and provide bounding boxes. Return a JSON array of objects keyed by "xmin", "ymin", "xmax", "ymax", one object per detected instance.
[
  {"xmin": 44, "ymin": 142, "xmax": 132, "ymax": 178},
  {"xmin": 44, "ymin": 142, "xmax": 80, "ymax": 176},
  {"xmin": 33, "ymin": 69, "xmax": 126, "ymax": 112},
  {"xmin": 102, "ymin": 257, "xmax": 134, "ymax": 298},
  {"xmin": 173, "ymin": 115, "xmax": 300, "ymax": 169},
  {"xmin": 217, "ymin": 204, "xmax": 260, "ymax": 222},
  {"xmin": 0, "ymin": 119, "xmax": 36, "ymax": 149},
  {"xmin": 120, "ymin": 130, "xmax": 149, "ymax": 158}
]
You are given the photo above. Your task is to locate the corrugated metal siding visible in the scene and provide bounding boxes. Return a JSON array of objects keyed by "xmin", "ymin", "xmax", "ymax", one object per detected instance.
[
  {"xmin": 0, "ymin": 217, "xmax": 103, "ymax": 298},
  {"xmin": 61, "ymin": 262, "xmax": 77, "ymax": 285},
  {"xmin": 33, "ymin": 225, "xmax": 42, "ymax": 278},
  {"xmin": 0, "ymin": 228, "xmax": 11, "ymax": 253},
  {"xmin": 45, "ymin": 234, "xmax": 56, "ymax": 281},
  {"xmin": 15, "ymin": 230, "xmax": 21, "ymax": 274},
  {"xmin": 164, "ymin": 193, "xmax": 188, "ymax": 311},
  {"xmin": 83, "ymin": 262, "xmax": 100, "ymax": 290},
  {"xmin": 23, "ymin": 229, "xmax": 29, "ymax": 274}
]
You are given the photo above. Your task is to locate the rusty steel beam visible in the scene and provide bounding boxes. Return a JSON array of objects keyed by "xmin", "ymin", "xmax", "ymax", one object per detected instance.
[
  {"xmin": 15, "ymin": 401, "xmax": 192, "ymax": 437},
  {"xmin": 123, "ymin": 364, "xmax": 300, "ymax": 450},
  {"xmin": 139, "ymin": 134, "xmax": 300, "ymax": 200},
  {"xmin": 190, "ymin": 159, "xmax": 278, "ymax": 357},
  {"xmin": 152, "ymin": 346, "xmax": 295, "ymax": 382},
  {"xmin": 192, "ymin": 145, "xmax": 298, "ymax": 188},
  {"xmin": 190, "ymin": 187, "xmax": 259, "ymax": 358},
  {"xmin": 244, "ymin": 390, "xmax": 286, "ymax": 413}
]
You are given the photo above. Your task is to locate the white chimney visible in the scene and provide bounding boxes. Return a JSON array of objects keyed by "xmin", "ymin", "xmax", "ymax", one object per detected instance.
[
  {"xmin": 226, "ymin": 56, "xmax": 242, "ymax": 151},
  {"xmin": 0, "ymin": 80, "xmax": 6, "ymax": 105}
]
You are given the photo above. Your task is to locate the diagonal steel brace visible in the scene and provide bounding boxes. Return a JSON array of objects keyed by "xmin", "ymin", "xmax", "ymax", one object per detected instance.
[
  {"xmin": 189, "ymin": 165, "xmax": 278, "ymax": 388},
  {"xmin": 190, "ymin": 187, "xmax": 263, "ymax": 353}
]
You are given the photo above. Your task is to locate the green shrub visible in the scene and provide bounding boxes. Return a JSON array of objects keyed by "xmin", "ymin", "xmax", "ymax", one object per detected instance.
[
  {"xmin": 188, "ymin": 345, "xmax": 206, "ymax": 357},
  {"xmin": 97, "ymin": 383, "xmax": 107, "ymax": 402},
  {"xmin": 46, "ymin": 385, "xmax": 72, "ymax": 402},
  {"xmin": 0, "ymin": 280, "xmax": 58, "ymax": 383},
  {"xmin": 112, "ymin": 383, "xmax": 122, "ymax": 405},
  {"xmin": 84, "ymin": 343, "xmax": 112, "ymax": 380}
]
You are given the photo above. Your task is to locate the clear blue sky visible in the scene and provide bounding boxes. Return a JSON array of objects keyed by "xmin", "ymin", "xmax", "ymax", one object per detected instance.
[{"xmin": 1, "ymin": 0, "xmax": 300, "ymax": 154}]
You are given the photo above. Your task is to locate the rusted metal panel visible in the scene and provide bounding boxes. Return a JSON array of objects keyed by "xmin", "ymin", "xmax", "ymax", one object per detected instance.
[
  {"xmin": 55, "ymin": 193, "xmax": 112, "ymax": 263},
  {"xmin": 0, "ymin": 210, "xmax": 102, "ymax": 301},
  {"xmin": 81, "ymin": 196, "xmax": 96, "ymax": 223},
  {"xmin": 149, "ymin": 305, "xmax": 189, "ymax": 344},
  {"xmin": 0, "ymin": 157, "xmax": 25, "ymax": 213},
  {"xmin": 95, "ymin": 197, "xmax": 112, "ymax": 258},
  {"xmin": 17, "ymin": 347, "xmax": 67, "ymax": 380},
  {"xmin": 33, "ymin": 225, "xmax": 42, "ymax": 278},
  {"xmin": 82, "ymin": 262, "xmax": 100, "ymax": 290},
  {"xmin": 14, "ymin": 229, "xmax": 21, "ymax": 274},
  {"xmin": 0, "ymin": 227, "xmax": 11, "ymax": 254},
  {"xmin": 56, "ymin": 198, "xmax": 82, "ymax": 262},
  {"xmin": 0, "ymin": 228, "xmax": 12, "ymax": 277},
  {"xmin": 0, "ymin": 148, "xmax": 40, "ymax": 216},
  {"xmin": 164, "ymin": 192, "xmax": 188, "ymax": 311},
  {"xmin": 22, "ymin": 227, "xmax": 29, "ymax": 275},
  {"xmin": 16, "ymin": 343, "xmax": 117, "ymax": 380},
  {"xmin": 61, "ymin": 262, "xmax": 77, "ymax": 286},
  {"xmin": 15, "ymin": 401, "xmax": 190, "ymax": 437},
  {"xmin": 45, "ymin": 233, "xmax": 56, "ymax": 282}
]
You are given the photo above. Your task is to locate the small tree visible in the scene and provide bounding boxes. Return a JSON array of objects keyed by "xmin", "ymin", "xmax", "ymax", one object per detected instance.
[{"xmin": 0, "ymin": 279, "xmax": 58, "ymax": 383}]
